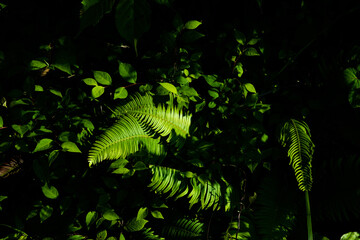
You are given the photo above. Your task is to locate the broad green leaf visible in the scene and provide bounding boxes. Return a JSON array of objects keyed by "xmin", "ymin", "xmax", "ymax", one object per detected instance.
[
  {"xmin": 115, "ymin": 0, "xmax": 151, "ymax": 44},
  {"xmin": 244, "ymin": 48, "xmax": 260, "ymax": 56},
  {"xmin": 341, "ymin": 232, "xmax": 360, "ymax": 240},
  {"xmin": 180, "ymin": 86, "xmax": 199, "ymax": 97},
  {"xmin": 94, "ymin": 71, "xmax": 112, "ymax": 85},
  {"xmin": 61, "ymin": 141, "xmax": 82, "ymax": 153},
  {"xmin": 247, "ymin": 38, "xmax": 260, "ymax": 45},
  {"xmin": 30, "ymin": 60, "xmax": 47, "ymax": 70},
  {"xmin": 40, "ymin": 205, "xmax": 53, "ymax": 223},
  {"xmin": 96, "ymin": 229, "xmax": 107, "ymax": 240},
  {"xmin": 103, "ymin": 210, "xmax": 120, "ymax": 221},
  {"xmin": 182, "ymin": 31, "xmax": 205, "ymax": 43},
  {"xmin": 159, "ymin": 82, "xmax": 178, "ymax": 94},
  {"xmin": 114, "ymin": 87, "xmax": 128, "ymax": 99},
  {"xmin": 234, "ymin": 63, "xmax": 243, "ymax": 77},
  {"xmin": 109, "ymin": 159, "xmax": 129, "ymax": 169},
  {"xmin": 53, "ymin": 63, "xmax": 72, "ymax": 75},
  {"xmin": 86, "ymin": 211, "xmax": 98, "ymax": 227},
  {"xmin": 150, "ymin": 210, "xmax": 164, "ymax": 219},
  {"xmin": 234, "ymin": 30, "xmax": 246, "ymax": 45},
  {"xmin": 59, "ymin": 131, "xmax": 77, "ymax": 142},
  {"xmin": 184, "ymin": 20, "xmax": 202, "ymax": 29},
  {"xmin": 244, "ymin": 83, "xmax": 256, "ymax": 93},
  {"xmin": 83, "ymin": 78, "xmax": 98, "ymax": 86},
  {"xmin": 35, "ymin": 85, "xmax": 44, "ymax": 91},
  {"xmin": 119, "ymin": 62, "xmax": 137, "ymax": 83},
  {"xmin": 119, "ymin": 233, "xmax": 126, "ymax": 240},
  {"xmin": 33, "ymin": 138, "xmax": 53, "ymax": 152},
  {"xmin": 208, "ymin": 90, "xmax": 219, "ymax": 99},
  {"xmin": 12, "ymin": 124, "xmax": 30, "ymax": 138},
  {"xmin": 42, "ymin": 184, "xmax": 59, "ymax": 199},
  {"xmin": 125, "ymin": 218, "xmax": 148, "ymax": 232},
  {"xmin": 0, "ymin": 196, "xmax": 8, "ymax": 202},
  {"xmin": 133, "ymin": 161, "xmax": 147, "ymax": 170},
  {"xmin": 136, "ymin": 207, "xmax": 148, "ymax": 220},
  {"xmin": 112, "ymin": 167, "xmax": 130, "ymax": 174},
  {"xmin": 49, "ymin": 89, "xmax": 63, "ymax": 98},
  {"xmin": 92, "ymin": 86, "xmax": 105, "ymax": 98},
  {"xmin": 0, "ymin": 116, "xmax": 4, "ymax": 128}
]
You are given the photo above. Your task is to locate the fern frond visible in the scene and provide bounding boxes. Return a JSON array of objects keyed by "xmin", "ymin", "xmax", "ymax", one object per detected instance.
[
  {"xmin": 88, "ymin": 115, "xmax": 163, "ymax": 166},
  {"xmin": 162, "ymin": 218, "xmax": 204, "ymax": 239},
  {"xmin": 88, "ymin": 94, "xmax": 191, "ymax": 166},
  {"xmin": 142, "ymin": 228, "xmax": 165, "ymax": 240},
  {"xmin": 148, "ymin": 166, "xmax": 223, "ymax": 211},
  {"xmin": 279, "ymin": 119, "xmax": 314, "ymax": 191}
]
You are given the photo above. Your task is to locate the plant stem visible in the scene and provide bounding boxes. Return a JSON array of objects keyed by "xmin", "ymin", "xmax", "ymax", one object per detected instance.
[{"xmin": 305, "ymin": 191, "xmax": 313, "ymax": 240}]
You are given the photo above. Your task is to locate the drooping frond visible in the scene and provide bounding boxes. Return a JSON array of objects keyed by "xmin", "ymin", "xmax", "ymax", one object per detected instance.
[
  {"xmin": 279, "ymin": 119, "xmax": 315, "ymax": 191},
  {"xmin": 161, "ymin": 218, "xmax": 204, "ymax": 239},
  {"xmin": 88, "ymin": 94, "xmax": 191, "ymax": 166},
  {"xmin": 148, "ymin": 166, "xmax": 227, "ymax": 211},
  {"xmin": 142, "ymin": 228, "xmax": 165, "ymax": 240}
]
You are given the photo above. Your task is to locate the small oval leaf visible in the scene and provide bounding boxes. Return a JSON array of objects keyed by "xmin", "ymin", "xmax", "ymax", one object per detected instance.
[
  {"xmin": 103, "ymin": 210, "xmax": 120, "ymax": 221},
  {"xmin": 42, "ymin": 184, "xmax": 59, "ymax": 199},
  {"xmin": 114, "ymin": 87, "xmax": 128, "ymax": 99},
  {"xmin": 184, "ymin": 20, "xmax": 202, "ymax": 30},
  {"xmin": 33, "ymin": 138, "xmax": 53, "ymax": 152},
  {"xmin": 61, "ymin": 141, "xmax": 82, "ymax": 153},
  {"xmin": 94, "ymin": 71, "xmax": 112, "ymax": 85},
  {"xmin": 83, "ymin": 78, "xmax": 98, "ymax": 86},
  {"xmin": 91, "ymin": 86, "xmax": 105, "ymax": 98},
  {"xmin": 159, "ymin": 82, "xmax": 178, "ymax": 94}
]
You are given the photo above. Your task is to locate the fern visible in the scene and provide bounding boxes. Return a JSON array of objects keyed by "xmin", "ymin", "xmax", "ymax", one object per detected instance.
[
  {"xmin": 279, "ymin": 119, "xmax": 314, "ymax": 191},
  {"xmin": 88, "ymin": 94, "xmax": 191, "ymax": 166},
  {"xmin": 162, "ymin": 218, "xmax": 204, "ymax": 239},
  {"xmin": 148, "ymin": 165, "xmax": 228, "ymax": 211}
]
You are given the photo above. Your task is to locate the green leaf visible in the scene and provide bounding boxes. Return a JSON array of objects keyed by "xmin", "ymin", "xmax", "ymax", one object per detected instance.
[
  {"xmin": 49, "ymin": 89, "xmax": 63, "ymax": 98},
  {"xmin": 184, "ymin": 20, "xmax": 202, "ymax": 30},
  {"xmin": 61, "ymin": 142, "xmax": 82, "ymax": 153},
  {"xmin": 341, "ymin": 232, "xmax": 360, "ymax": 240},
  {"xmin": 103, "ymin": 210, "xmax": 120, "ymax": 221},
  {"xmin": 114, "ymin": 87, "xmax": 128, "ymax": 99},
  {"xmin": 247, "ymin": 38, "xmax": 260, "ymax": 45},
  {"xmin": 244, "ymin": 47, "xmax": 260, "ymax": 56},
  {"xmin": 344, "ymin": 68, "xmax": 360, "ymax": 88},
  {"xmin": 119, "ymin": 62, "xmax": 137, "ymax": 83},
  {"xmin": 11, "ymin": 124, "xmax": 29, "ymax": 137},
  {"xmin": 115, "ymin": 0, "xmax": 151, "ymax": 44},
  {"xmin": 112, "ymin": 167, "xmax": 130, "ymax": 174},
  {"xmin": 42, "ymin": 184, "xmax": 59, "ymax": 199},
  {"xmin": 119, "ymin": 233, "xmax": 126, "ymax": 240},
  {"xmin": 133, "ymin": 161, "xmax": 147, "ymax": 170},
  {"xmin": 159, "ymin": 82, "xmax": 178, "ymax": 94},
  {"xmin": 96, "ymin": 229, "xmax": 107, "ymax": 240},
  {"xmin": 150, "ymin": 210, "xmax": 164, "ymax": 219},
  {"xmin": 86, "ymin": 211, "xmax": 98, "ymax": 228},
  {"xmin": 33, "ymin": 138, "xmax": 53, "ymax": 152},
  {"xmin": 83, "ymin": 78, "xmax": 98, "ymax": 86},
  {"xmin": 48, "ymin": 150, "xmax": 59, "ymax": 166},
  {"xmin": 30, "ymin": 60, "xmax": 48, "ymax": 70},
  {"xmin": 67, "ymin": 235, "xmax": 86, "ymax": 240},
  {"xmin": 125, "ymin": 218, "xmax": 148, "ymax": 232},
  {"xmin": 234, "ymin": 63, "xmax": 244, "ymax": 77},
  {"xmin": 94, "ymin": 71, "xmax": 112, "ymax": 85},
  {"xmin": 40, "ymin": 205, "xmax": 53, "ymax": 223},
  {"xmin": 53, "ymin": 63, "xmax": 72, "ymax": 75},
  {"xmin": 136, "ymin": 207, "xmax": 148, "ymax": 220},
  {"xmin": 234, "ymin": 30, "xmax": 246, "ymax": 45},
  {"xmin": 244, "ymin": 83, "xmax": 256, "ymax": 93},
  {"xmin": 35, "ymin": 85, "xmax": 44, "ymax": 91},
  {"xmin": 208, "ymin": 90, "xmax": 219, "ymax": 99},
  {"xmin": 182, "ymin": 31, "xmax": 205, "ymax": 43},
  {"xmin": 92, "ymin": 86, "xmax": 105, "ymax": 98}
]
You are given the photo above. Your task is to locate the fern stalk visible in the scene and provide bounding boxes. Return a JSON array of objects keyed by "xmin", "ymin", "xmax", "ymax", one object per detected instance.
[{"xmin": 305, "ymin": 191, "xmax": 313, "ymax": 240}]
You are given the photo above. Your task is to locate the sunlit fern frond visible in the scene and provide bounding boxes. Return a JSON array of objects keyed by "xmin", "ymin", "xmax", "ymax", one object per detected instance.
[
  {"xmin": 161, "ymin": 218, "xmax": 204, "ymax": 239},
  {"xmin": 113, "ymin": 93, "xmax": 192, "ymax": 148},
  {"xmin": 279, "ymin": 119, "xmax": 315, "ymax": 191},
  {"xmin": 148, "ymin": 166, "xmax": 225, "ymax": 211},
  {"xmin": 88, "ymin": 94, "xmax": 191, "ymax": 166}
]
